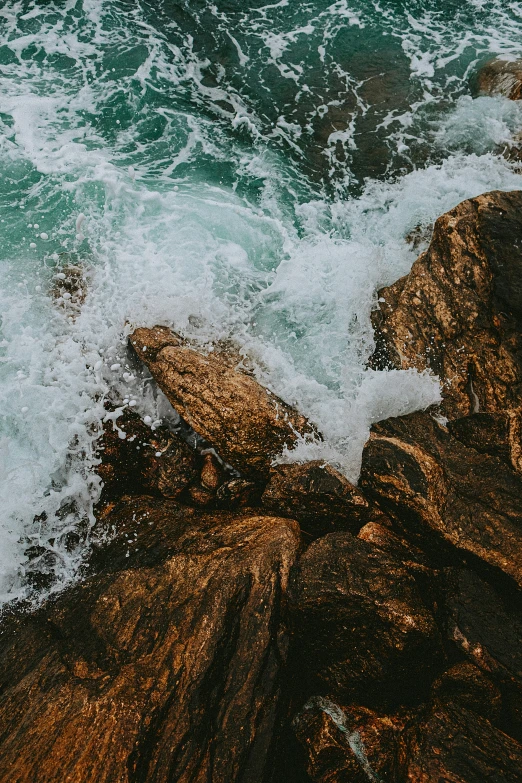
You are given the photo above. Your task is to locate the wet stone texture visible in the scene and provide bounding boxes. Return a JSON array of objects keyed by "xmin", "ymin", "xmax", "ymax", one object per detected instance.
[
  {"xmin": 288, "ymin": 532, "xmax": 443, "ymax": 710},
  {"xmin": 129, "ymin": 326, "xmax": 319, "ymax": 481},
  {"xmin": 360, "ymin": 410, "xmax": 522, "ymax": 588},
  {"xmin": 261, "ymin": 461, "xmax": 390, "ymax": 538},
  {"xmin": 0, "ymin": 497, "xmax": 300, "ymax": 783},
  {"xmin": 475, "ymin": 58, "xmax": 522, "ymax": 100},
  {"xmin": 371, "ymin": 190, "xmax": 522, "ymax": 420}
]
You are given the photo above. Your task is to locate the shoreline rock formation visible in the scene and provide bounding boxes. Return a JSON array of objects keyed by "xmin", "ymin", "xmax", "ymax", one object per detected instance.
[{"xmin": 1, "ymin": 189, "xmax": 522, "ymax": 782}]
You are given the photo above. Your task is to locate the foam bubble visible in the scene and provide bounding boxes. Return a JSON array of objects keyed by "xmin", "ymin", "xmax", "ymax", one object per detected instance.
[{"xmin": 1, "ymin": 0, "xmax": 522, "ymax": 605}]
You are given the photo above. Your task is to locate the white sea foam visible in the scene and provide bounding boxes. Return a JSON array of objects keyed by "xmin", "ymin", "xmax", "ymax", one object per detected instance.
[{"xmin": 1, "ymin": 0, "xmax": 522, "ymax": 603}]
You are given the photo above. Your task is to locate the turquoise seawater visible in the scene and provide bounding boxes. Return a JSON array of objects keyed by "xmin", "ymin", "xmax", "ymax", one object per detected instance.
[{"xmin": 1, "ymin": 0, "xmax": 522, "ymax": 601}]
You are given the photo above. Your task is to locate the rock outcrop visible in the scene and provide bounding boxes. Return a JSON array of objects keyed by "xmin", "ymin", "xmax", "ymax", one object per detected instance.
[
  {"xmin": 261, "ymin": 461, "xmax": 389, "ymax": 538},
  {"xmin": 360, "ymin": 410, "xmax": 522, "ymax": 588},
  {"xmin": 371, "ymin": 190, "xmax": 522, "ymax": 419},
  {"xmin": 293, "ymin": 698, "xmax": 411, "ymax": 783},
  {"xmin": 475, "ymin": 58, "xmax": 522, "ymax": 100},
  {"xmin": 129, "ymin": 326, "xmax": 318, "ymax": 480},
  {"xmin": 0, "ymin": 497, "xmax": 300, "ymax": 783},
  {"xmin": 442, "ymin": 567, "xmax": 522, "ymax": 742},
  {"xmin": 289, "ymin": 532, "xmax": 442, "ymax": 708}
]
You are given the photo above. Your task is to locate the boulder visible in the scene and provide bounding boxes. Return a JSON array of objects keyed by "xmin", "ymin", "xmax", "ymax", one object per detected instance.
[
  {"xmin": 430, "ymin": 662, "xmax": 502, "ymax": 723},
  {"xmin": 0, "ymin": 496, "xmax": 300, "ymax": 783},
  {"xmin": 475, "ymin": 58, "xmax": 522, "ymax": 100},
  {"xmin": 96, "ymin": 408, "xmax": 198, "ymax": 500},
  {"xmin": 442, "ymin": 567, "xmax": 522, "ymax": 741},
  {"xmin": 448, "ymin": 407, "xmax": 522, "ymax": 475},
  {"xmin": 289, "ymin": 532, "xmax": 442, "ymax": 708},
  {"xmin": 406, "ymin": 701, "xmax": 522, "ymax": 783},
  {"xmin": 371, "ymin": 190, "xmax": 522, "ymax": 419},
  {"xmin": 293, "ymin": 697, "xmax": 410, "ymax": 783},
  {"xmin": 360, "ymin": 411, "xmax": 522, "ymax": 588},
  {"xmin": 129, "ymin": 326, "xmax": 318, "ymax": 480},
  {"xmin": 261, "ymin": 461, "xmax": 389, "ymax": 538}
]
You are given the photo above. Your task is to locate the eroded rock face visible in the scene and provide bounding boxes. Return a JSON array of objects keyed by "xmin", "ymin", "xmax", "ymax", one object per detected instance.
[
  {"xmin": 261, "ymin": 461, "xmax": 388, "ymax": 538},
  {"xmin": 293, "ymin": 698, "xmax": 410, "ymax": 783},
  {"xmin": 0, "ymin": 497, "xmax": 300, "ymax": 783},
  {"xmin": 289, "ymin": 532, "xmax": 442, "ymax": 708},
  {"xmin": 360, "ymin": 411, "xmax": 522, "ymax": 588},
  {"xmin": 129, "ymin": 326, "xmax": 318, "ymax": 481},
  {"xmin": 371, "ymin": 190, "xmax": 522, "ymax": 419},
  {"xmin": 475, "ymin": 58, "xmax": 522, "ymax": 100}
]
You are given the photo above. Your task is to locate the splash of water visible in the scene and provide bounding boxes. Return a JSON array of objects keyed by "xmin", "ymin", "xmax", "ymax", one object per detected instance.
[{"xmin": 1, "ymin": 0, "xmax": 522, "ymax": 602}]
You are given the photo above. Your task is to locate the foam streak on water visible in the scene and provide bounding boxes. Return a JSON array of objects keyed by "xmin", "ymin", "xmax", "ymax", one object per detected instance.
[{"xmin": 1, "ymin": 0, "xmax": 522, "ymax": 602}]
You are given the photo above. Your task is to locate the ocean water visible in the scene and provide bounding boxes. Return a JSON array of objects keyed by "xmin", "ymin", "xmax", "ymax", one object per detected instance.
[{"xmin": 1, "ymin": 0, "xmax": 522, "ymax": 603}]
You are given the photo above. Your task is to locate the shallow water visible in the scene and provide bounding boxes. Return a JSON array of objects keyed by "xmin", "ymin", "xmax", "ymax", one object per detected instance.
[{"xmin": 1, "ymin": 0, "xmax": 522, "ymax": 602}]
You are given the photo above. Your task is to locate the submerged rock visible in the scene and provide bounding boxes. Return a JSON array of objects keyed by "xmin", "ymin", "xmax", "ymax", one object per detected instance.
[
  {"xmin": 261, "ymin": 461, "xmax": 389, "ymax": 538},
  {"xmin": 371, "ymin": 190, "xmax": 522, "ymax": 419},
  {"xmin": 289, "ymin": 532, "xmax": 442, "ymax": 709},
  {"xmin": 360, "ymin": 411, "xmax": 522, "ymax": 588},
  {"xmin": 0, "ymin": 497, "xmax": 300, "ymax": 783},
  {"xmin": 475, "ymin": 58, "xmax": 522, "ymax": 100},
  {"xmin": 130, "ymin": 326, "xmax": 318, "ymax": 480}
]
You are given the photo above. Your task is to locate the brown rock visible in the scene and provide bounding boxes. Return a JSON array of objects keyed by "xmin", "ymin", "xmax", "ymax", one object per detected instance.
[
  {"xmin": 216, "ymin": 478, "xmax": 260, "ymax": 509},
  {"xmin": 293, "ymin": 697, "xmax": 410, "ymax": 783},
  {"xmin": 357, "ymin": 521, "xmax": 432, "ymax": 571},
  {"xmin": 431, "ymin": 662, "xmax": 502, "ymax": 723},
  {"xmin": 360, "ymin": 410, "xmax": 522, "ymax": 588},
  {"xmin": 442, "ymin": 567, "xmax": 522, "ymax": 741},
  {"xmin": 371, "ymin": 190, "xmax": 522, "ymax": 419},
  {"xmin": 130, "ymin": 326, "xmax": 318, "ymax": 480},
  {"xmin": 200, "ymin": 452, "xmax": 224, "ymax": 490},
  {"xmin": 96, "ymin": 408, "xmax": 197, "ymax": 500},
  {"xmin": 448, "ymin": 407, "xmax": 522, "ymax": 475},
  {"xmin": 406, "ymin": 702, "xmax": 522, "ymax": 783},
  {"xmin": 289, "ymin": 532, "xmax": 442, "ymax": 708},
  {"xmin": 261, "ymin": 461, "xmax": 389, "ymax": 537},
  {"xmin": 475, "ymin": 58, "xmax": 522, "ymax": 100},
  {"xmin": 0, "ymin": 496, "xmax": 300, "ymax": 783}
]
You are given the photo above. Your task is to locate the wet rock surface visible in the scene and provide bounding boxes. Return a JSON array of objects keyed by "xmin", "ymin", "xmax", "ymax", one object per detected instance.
[
  {"xmin": 289, "ymin": 532, "xmax": 443, "ymax": 709},
  {"xmin": 129, "ymin": 325, "xmax": 318, "ymax": 480},
  {"xmin": 475, "ymin": 58, "xmax": 522, "ymax": 100},
  {"xmin": 4, "ymin": 191, "xmax": 522, "ymax": 782},
  {"xmin": 261, "ymin": 461, "xmax": 389, "ymax": 538},
  {"xmin": 360, "ymin": 410, "xmax": 522, "ymax": 587},
  {"xmin": 0, "ymin": 497, "xmax": 300, "ymax": 783},
  {"xmin": 97, "ymin": 407, "xmax": 198, "ymax": 500},
  {"xmin": 406, "ymin": 701, "xmax": 522, "ymax": 783},
  {"xmin": 293, "ymin": 698, "xmax": 411, "ymax": 783},
  {"xmin": 371, "ymin": 190, "xmax": 522, "ymax": 419}
]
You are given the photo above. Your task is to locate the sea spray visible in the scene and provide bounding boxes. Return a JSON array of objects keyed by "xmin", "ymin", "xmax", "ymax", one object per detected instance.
[{"xmin": 1, "ymin": 0, "xmax": 522, "ymax": 602}]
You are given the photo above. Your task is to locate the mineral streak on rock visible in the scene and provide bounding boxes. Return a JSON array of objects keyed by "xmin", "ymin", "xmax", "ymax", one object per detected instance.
[
  {"xmin": 0, "ymin": 497, "xmax": 300, "ymax": 783},
  {"xmin": 130, "ymin": 325, "xmax": 319, "ymax": 480},
  {"xmin": 261, "ymin": 461, "xmax": 390, "ymax": 538},
  {"xmin": 475, "ymin": 58, "xmax": 522, "ymax": 100},
  {"xmin": 360, "ymin": 411, "xmax": 522, "ymax": 588},
  {"xmin": 293, "ymin": 697, "xmax": 411, "ymax": 783},
  {"xmin": 371, "ymin": 190, "xmax": 522, "ymax": 419}
]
